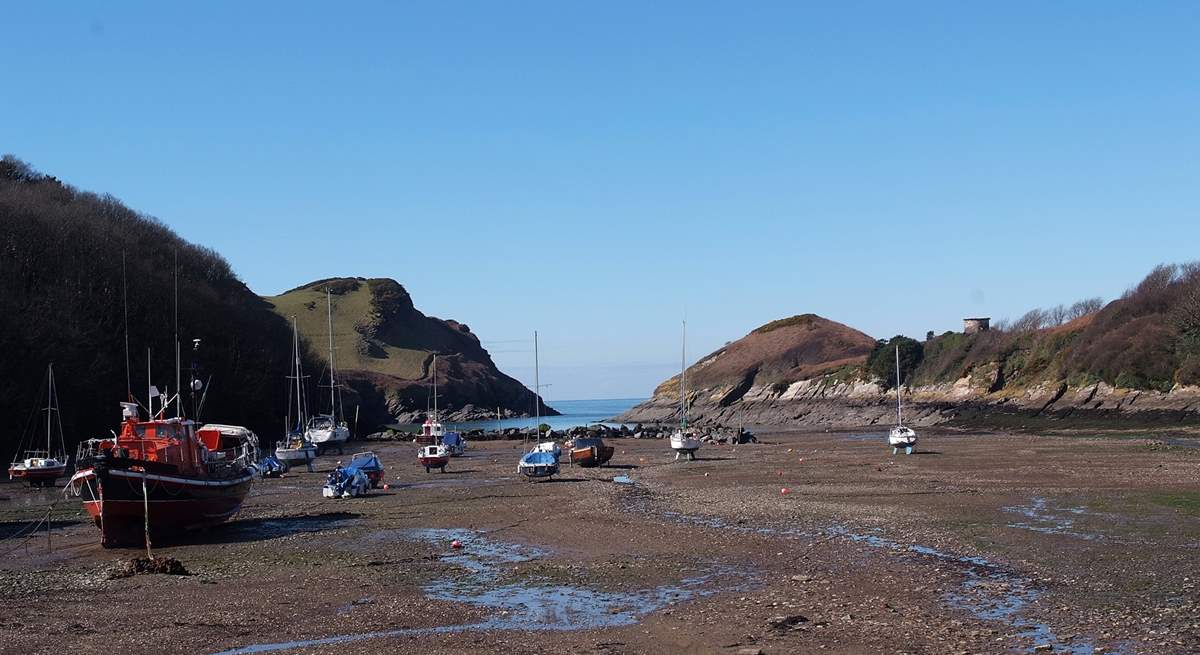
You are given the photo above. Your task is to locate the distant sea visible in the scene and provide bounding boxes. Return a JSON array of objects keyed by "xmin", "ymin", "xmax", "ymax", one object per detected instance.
[{"xmin": 453, "ymin": 398, "xmax": 646, "ymax": 432}]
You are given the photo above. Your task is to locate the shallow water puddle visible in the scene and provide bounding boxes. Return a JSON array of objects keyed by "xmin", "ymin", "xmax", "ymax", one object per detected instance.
[
  {"xmin": 212, "ymin": 528, "xmax": 743, "ymax": 654},
  {"xmin": 1004, "ymin": 496, "xmax": 1105, "ymax": 541}
]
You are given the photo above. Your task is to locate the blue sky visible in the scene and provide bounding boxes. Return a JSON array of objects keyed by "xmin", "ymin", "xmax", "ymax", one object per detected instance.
[{"xmin": 3, "ymin": 2, "xmax": 1198, "ymax": 399}]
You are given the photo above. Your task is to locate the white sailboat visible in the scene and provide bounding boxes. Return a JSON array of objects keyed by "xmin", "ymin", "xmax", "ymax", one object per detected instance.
[
  {"xmin": 8, "ymin": 364, "xmax": 70, "ymax": 486},
  {"xmin": 518, "ymin": 331, "xmax": 559, "ymax": 480},
  {"xmin": 306, "ymin": 288, "xmax": 350, "ymax": 455},
  {"xmin": 670, "ymin": 320, "xmax": 702, "ymax": 461},
  {"xmin": 275, "ymin": 317, "xmax": 317, "ymax": 472},
  {"xmin": 888, "ymin": 345, "xmax": 918, "ymax": 455}
]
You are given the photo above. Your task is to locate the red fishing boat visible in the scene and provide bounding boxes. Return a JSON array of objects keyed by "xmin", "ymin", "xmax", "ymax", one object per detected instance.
[
  {"xmin": 68, "ymin": 402, "xmax": 259, "ymax": 548},
  {"xmin": 568, "ymin": 436, "xmax": 615, "ymax": 468},
  {"xmin": 417, "ymin": 444, "xmax": 450, "ymax": 473}
]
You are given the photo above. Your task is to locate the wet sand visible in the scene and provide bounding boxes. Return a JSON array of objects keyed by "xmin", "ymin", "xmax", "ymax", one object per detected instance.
[{"xmin": 1, "ymin": 428, "xmax": 1198, "ymax": 654}]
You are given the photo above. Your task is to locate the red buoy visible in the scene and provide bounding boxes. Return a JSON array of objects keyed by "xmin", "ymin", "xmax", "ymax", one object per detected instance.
[
  {"xmin": 451, "ymin": 539, "xmax": 463, "ymax": 549},
  {"xmin": 781, "ymin": 487, "xmax": 791, "ymax": 495},
  {"xmin": 382, "ymin": 484, "xmax": 390, "ymax": 490}
]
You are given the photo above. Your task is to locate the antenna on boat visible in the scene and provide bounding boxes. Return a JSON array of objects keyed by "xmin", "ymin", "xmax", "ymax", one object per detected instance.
[{"xmin": 122, "ymin": 251, "xmax": 131, "ymax": 400}]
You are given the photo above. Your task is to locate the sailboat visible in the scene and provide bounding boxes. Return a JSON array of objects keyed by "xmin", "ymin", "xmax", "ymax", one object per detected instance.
[
  {"xmin": 670, "ymin": 320, "xmax": 702, "ymax": 461},
  {"xmin": 275, "ymin": 317, "xmax": 317, "ymax": 472},
  {"xmin": 417, "ymin": 354, "xmax": 451, "ymax": 472},
  {"xmin": 8, "ymin": 364, "xmax": 70, "ymax": 487},
  {"xmin": 306, "ymin": 288, "xmax": 350, "ymax": 455},
  {"xmin": 518, "ymin": 331, "xmax": 559, "ymax": 480},
  {"xmin": 888, "ymin": 346, "xmax": 918, "ymax": 455}
]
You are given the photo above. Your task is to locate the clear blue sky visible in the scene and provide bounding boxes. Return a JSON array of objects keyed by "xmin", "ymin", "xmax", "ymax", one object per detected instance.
[{"xmin": 4, "ymin": 2, "xmax": 1198, "ymax": 400}]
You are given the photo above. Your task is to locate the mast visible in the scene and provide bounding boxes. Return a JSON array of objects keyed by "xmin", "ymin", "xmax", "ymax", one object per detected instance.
[
  {"xmin": 291, "ymin": 317, "xmax": 304, "ymax": 432},
  {"xmin": 432, "ymin": 354, "xmax": 438, "ymax": 423},
  {"xmin": 326, "ymin": 287, "xmax": 336, "ymax": 418},
  {"xmin": 680, "ymin": 320, "xmax": 687, "ymax": 429},
  {"xmin": 122, "ymin": 252, "xmax": 131, "ymax": 400},
  {"xmin": 534, "ymin": 331, "xmax": 540, "ymax": 442},
  {"xmin": 45, "ymin": 364, "xmax": 53, "ymax": 453},
  {"xmin": 174, "ymin": 250, "xmax": 181, "ymax": 419},
  {"xmin": 895, "ymin": 345, "xmax": 903, "ymax": 426}
]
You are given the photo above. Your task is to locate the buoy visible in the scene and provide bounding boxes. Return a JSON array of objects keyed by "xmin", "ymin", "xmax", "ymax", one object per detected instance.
[
  {"xmin": 787, "ymin": 448, "xmax": 793, "ymax": 453},
  {"xmin": 451, "ymin": 539, "xmax": 463, "ymax": 549},
  {"xmin": 383, "ymin": 484, "xmax": 390, "ymax": 490},
  {"xmin": 781, "ymin": 487, "xmax": 790, "ymax": 495},
  {"xmin": 704, "ymin": 472, "xmax": 710, "ymax": 477},
  {"xmin": 777, "ymin": 471, "xmax": 783, "ymax": 476},
  {"xmin": 798, "ymin": 458, "xmax": 804, "ymax": 463}
]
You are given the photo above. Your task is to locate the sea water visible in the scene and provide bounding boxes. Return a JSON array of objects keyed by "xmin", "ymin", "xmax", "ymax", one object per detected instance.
[{"xmin": 449, "ymin": 397, "xmax": 646, "ymax": 432}]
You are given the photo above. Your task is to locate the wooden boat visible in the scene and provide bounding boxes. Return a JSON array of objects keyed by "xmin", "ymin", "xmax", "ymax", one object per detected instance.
[
  {"xmin": 275, "ymin": 317, "xmax": 317, "ymax": 472},
  {"xmin": 68, "ymin": 403, "xmax": 259, "ymax": 547},
  {"xmin": 569, "ymin": 436, "xmax": 614, "ymax": 468},
  {"xmin": 888, "ymin": 346, "xmax": 918, "ymax": 455},
  {"xmin": 306, "ymin": 289, "xmax": 350, "ymax": 455},
  {"xmin": 347, "ymin": 451, "xmax": 384, "ymax": 487},
  {"xmin": 418, "ymin": 444, "xmax": 450, "ymax": 473},
  {"xmin": 671, "ymin": 321, "xmax": 702, "ymax": 461},
  {"xmin": 8, "ymin": 364, "xmax": 71, "ymax": 486}
]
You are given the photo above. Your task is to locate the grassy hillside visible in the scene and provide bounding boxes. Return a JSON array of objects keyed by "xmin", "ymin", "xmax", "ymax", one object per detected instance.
[
  {"xmin": 0, "ymin": 156, "xmax": 303, "ymax": 462},
  {"xmin": 266, "ymin": 277, "xmax": 553, "ymax": 424}
]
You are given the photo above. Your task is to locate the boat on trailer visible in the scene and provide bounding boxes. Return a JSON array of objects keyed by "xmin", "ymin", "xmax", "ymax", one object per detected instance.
[
  {"xmin": 8, "ymin": 364, "xmax": 70, "ymax": 487},
  {"xmin": 888, "ymin": 345, "xmax": 918, "ymax": 455},
  {"xmin": 347, "ymin": 451, "xmax": 385, "ymax": 487},
  {"xmin": 322, "ymin": 460, "xmax": 370, "ymax": 498},
  {"xmin": 442, "ymin": 430, "xmax": 466, "ymax": 456},
  {"xmin": 68, "ymin": 403, "xmax": 259, "ymax": 547},
  {"xmin": 417, "ymin": 355, "xmax": 452, "ymax": 472},
  {"xmin": 670, "ymin": 321, "xmax": 702, "ymax": 461}
]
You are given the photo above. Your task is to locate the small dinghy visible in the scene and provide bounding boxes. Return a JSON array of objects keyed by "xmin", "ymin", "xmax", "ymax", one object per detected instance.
[
  {"xmin": 322, "ymin": 462, "xmax": 369, "ymax": 498},
  {"xmin": 418, "ymin": 444, "xmax": 450, "ymax": 473},
  {"xmin": 259, "ymin": 454, "xmax": 286, "ymax": 478},
  {"xmin": 569, "ymin": 436, "xmax": 614, "ymax": 468},
  {"xmin": 347, "ymin": 451, "xmax": 385, "ymax": 488},
  {"xmin": 888, "ymin": 346, "xmax": 918, "ymax": 455}
]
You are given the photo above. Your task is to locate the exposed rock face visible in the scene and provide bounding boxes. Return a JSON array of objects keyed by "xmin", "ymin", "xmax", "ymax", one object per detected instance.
[
  {"xmin": 265, "ymin": 278, "xmax": 555, "ymax": 428},
  {"xmin": 619, "ymin": 313, "xmax": 1200, "ymax": 428}
]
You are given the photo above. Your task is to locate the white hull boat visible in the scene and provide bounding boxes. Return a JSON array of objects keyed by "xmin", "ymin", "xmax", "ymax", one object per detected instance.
[{"xmin": 889, "ymin": 345, "xmax": 918, "ymax": 455}]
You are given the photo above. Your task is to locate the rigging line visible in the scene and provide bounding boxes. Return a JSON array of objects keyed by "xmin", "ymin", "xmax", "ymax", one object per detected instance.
[{"xmin": 11, "ymin": 366, "xmax": 51, "ymax": 463}]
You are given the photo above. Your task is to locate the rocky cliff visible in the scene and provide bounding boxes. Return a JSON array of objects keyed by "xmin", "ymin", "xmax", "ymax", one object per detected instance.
[
  {"xmin": 265, "ymin": 278, "xmax": 554, "ymax": 427},
  {"xmin": 620, "ymin": 265, "xmax": 1200, "ymax": 429}
]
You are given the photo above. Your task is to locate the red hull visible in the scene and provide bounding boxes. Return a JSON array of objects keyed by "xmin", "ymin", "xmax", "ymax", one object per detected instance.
[
  {"xmin": 418, "ymin": 456, "xmax": 449, "ymax": 470},
  {"xmin": 71, "ymin": 466, "xmax": 253, "ymax": 547},
  {"xmin": 570, "ymin": 445, "xmax": 615, "ymax": 468}
]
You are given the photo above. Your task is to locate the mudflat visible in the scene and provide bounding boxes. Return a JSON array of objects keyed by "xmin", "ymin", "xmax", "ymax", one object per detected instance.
[{"xmin": 2, "ymin": 429, "xmax": 1197, "ymax": 654}]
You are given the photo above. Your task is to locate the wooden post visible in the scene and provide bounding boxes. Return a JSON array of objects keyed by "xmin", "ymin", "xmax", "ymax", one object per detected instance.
[{"xmin": 46, "ymin": 507, "xmax": 52, "ymax": 553}]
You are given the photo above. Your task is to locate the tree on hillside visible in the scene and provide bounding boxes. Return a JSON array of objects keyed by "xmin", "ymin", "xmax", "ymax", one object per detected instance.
[{"xmin": 867, "ymin": 336, "xmax": 924, "ymax": 389}]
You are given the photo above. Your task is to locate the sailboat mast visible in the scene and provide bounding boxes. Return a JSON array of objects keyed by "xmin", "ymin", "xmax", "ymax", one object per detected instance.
[
  {"xmin": 895, "ymin": 345, "xmax": 903, "ymax": 426},
  {"xmin": 432, "ymin": 354, "xmax": 438, "ymax": 422},
  {"xmin": 680, "ymin": 320, "xmax": 687, "ymax": 428},
  {"xmin": 46, "ymin": 364, "xmax": 53, "ymax": 453},
  {"xmin": 174, "ymin": 250, "xmax": 181, "ymax": 419},
  {"xmin": 534, "ymin": 331, "xmax": 540, "ymax": 441},
  {"xmin": 292, "ymin": 318, "xmax": 302, "ymax": 431},
  {"xmin": 326, "ymin": 288, "xmax": 335, "ymax": 417}
]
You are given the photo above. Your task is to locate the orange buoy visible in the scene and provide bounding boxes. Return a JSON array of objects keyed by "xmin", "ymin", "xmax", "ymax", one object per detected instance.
[
  {"xmin": 451, "ymin": 539, "xmax": 463, "ymax": 549},
  {"xmin": 780, "ymin": 487, "xmax": 790, "ymax": 495}
]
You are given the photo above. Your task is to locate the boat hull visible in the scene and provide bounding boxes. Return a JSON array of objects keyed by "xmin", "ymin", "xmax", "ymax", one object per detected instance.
[
  {"xmin": 9, "ymin": 464, "xmax": 67, "ymax": 485},
  {"xmin": 570, "ymin": 445, "xmax": 615, "ymax": 468},
  {"xmin": 274, "ymin": 445, "xmax": 317, "ymax": 471},
  {"xmin": 69, "ymin": 466, "xmax": 253, "ymax": 548},
  {"xmin": 418, "ymin": 456, "xmax": 449, "ymax": 471},
  {"xmin": 518, "ymin": 463, "xmax": 559, "ymax": 479}
]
